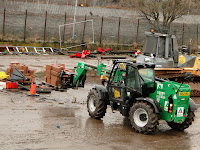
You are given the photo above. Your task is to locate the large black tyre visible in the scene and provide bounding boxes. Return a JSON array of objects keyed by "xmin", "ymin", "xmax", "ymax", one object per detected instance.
[
  {"xmin": 167, "ymin": 110, "xmax": 195, "ymax": 131},
  {"xmin": 129, "ymin": 101, "xmax": 159, "ymax": 134},
  {"xmin": 87, "ymin": 89, "xmax": 107, "ymax": 119}
]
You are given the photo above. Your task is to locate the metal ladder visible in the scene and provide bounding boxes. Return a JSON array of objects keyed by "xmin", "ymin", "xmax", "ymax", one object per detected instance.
[{"xmin": 0, "ymin": 46, "xmax": 54, "ymax": 54}]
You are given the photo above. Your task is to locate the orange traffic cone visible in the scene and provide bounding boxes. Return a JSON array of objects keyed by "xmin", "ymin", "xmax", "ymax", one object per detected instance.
[{"xmin": 29, "ymin": 82, "xmax": 39, "ymax": 96}]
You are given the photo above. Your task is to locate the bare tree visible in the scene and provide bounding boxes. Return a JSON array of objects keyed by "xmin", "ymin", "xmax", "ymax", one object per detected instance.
[{"xmin": 124, "ymin": 0, "xmax": 193, "ymax": 33}]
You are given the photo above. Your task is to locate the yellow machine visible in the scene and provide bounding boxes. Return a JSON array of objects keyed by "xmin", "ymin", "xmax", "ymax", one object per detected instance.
[{"xmin": 134, "ymin": 31, "xmax": 200, "ymax": 96}]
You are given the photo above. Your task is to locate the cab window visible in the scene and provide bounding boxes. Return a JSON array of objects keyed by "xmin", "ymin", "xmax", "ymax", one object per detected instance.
[
  {"xmin": 126, "ymin": 65, "xmax": 142, "ymax": 93},
  {"xmin": 110, "ymin": 63, "xmax": 126, "ymax": 85}
]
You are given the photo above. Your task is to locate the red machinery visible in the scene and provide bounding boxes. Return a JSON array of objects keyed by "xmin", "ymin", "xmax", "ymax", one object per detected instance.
[
  {"xmin": 70, "ymin": 50, "xmax": 95, "ymax": 59},
  {"xmin": 97, "ymin": 47, "xmax": 111, "ymax": 55}
]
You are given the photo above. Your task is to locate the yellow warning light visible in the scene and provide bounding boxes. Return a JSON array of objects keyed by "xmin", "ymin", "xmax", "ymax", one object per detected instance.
[
  {"xmin": 151, "ymin": 29, "xmax": 154, "ymax": 33},
  {"xmin": 81, "ymin": 4, "xmax": 84, "ymax": 7},
  {"xmin": 120, "ymin": 63, "xmax": 125, "ymax": 69}
]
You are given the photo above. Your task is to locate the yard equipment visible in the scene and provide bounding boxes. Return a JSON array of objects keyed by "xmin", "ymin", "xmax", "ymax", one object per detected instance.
[
  {"xmin": 8, "ymin": 67, "xmax": 51, "ymax": 93},
  {"xmin": 0, "ymin": 45, "xmax": 57, "ymax": 54},
  {"xmin": 97, "ymin": 47, "xmax": 111, "ymax": 55},
  {"xmin": 0, "ymin": 72, "xmax": 10, "ymax": 80},
  {"xmin": 134, "ymin": 31, "xmax": 200, "ymax": 96},
  {"xmin": 86, "ymin": 60, "xmax": 197, "ymax": 134},
  {"xmin": 69, "ymin": 50, "xmax": 96, "ymax": 59},
  {"xmin": 7, "ymin": 67, "xmax": 30, "ymax": 91},
  {"xmin": 56, "ymin": 62, "xmax": 111, "ymax": 89},
  {"xmin": 9, "ymin": 67, "xmax": 28, "ymax": 81},
  {"xmin": 54, "ymin": 60, "xmax": 196, "ymax": 134}
]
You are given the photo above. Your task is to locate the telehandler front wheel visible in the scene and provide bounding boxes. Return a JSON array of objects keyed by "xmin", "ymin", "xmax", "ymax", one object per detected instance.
[
  {"xmin": 87, "ymin": 89, "xmax": 107, "ymax": 119},
  {"xmin": 129, "ymin": 101, "xmax": 159, "ymax": 134},
  {"xmin": 167, "ymin": 110, "xmax": 195, "ymax": 131}
]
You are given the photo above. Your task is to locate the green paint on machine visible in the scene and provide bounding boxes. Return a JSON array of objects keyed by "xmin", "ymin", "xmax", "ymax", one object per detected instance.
[{"xmin": 149, "ymin": 81, "xmax": 190, "ymax": 123}]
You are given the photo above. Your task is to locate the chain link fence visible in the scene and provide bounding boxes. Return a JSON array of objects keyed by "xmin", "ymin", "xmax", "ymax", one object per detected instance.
[
  {"xmin": 0, "ymin": 1, "xmax": 200, "ymax": 47},
  {"xmin": 2, "ymin": 0, "xmax": 123, "ymax": 7}
]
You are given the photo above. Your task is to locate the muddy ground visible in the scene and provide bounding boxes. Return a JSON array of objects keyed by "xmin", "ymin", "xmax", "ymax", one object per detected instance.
[{"xmin": 0, "ymin": 55, "xmax": 200, "ymax": 150}]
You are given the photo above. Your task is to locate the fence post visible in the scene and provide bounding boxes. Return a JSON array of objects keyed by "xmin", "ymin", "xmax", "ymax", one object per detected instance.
[
  {"xmin": 197, "ymin": 24, "xmax": 199, "ymax": 46},
  {"xmin": 117, "ymin": 17, "xmax": 121, "ymax": 44},
  {"xmin": 2, "ymin": 8, "xmax": 6, "ymax": 41},
  {"xmin": 44, "ymin": 11, "xmax": 47, "ymax": 43},
  {"xmin": 24, "ymin": 10, "xmax": 27, "ymax": 42},
  {"xmin": 100, "ymin": 16, "xmax": 103, "ymax": 44},
  {"xmin": 169, "ymin": 23, "xmax": 172, "ymax": 34},
  {"xmin": 82, "ymin": 14, "xmax": 87, "ymax": 43},
  {"xmin": 63, "ymin": 12, "xmax": 67, "ymax": 42},
  {"xmin": 182, "ymin": 23, "xmax": 185, "ymax": 45},
  {"xmin": 135, "ymin": 19, "xmax": 140, "ymax": 48}
]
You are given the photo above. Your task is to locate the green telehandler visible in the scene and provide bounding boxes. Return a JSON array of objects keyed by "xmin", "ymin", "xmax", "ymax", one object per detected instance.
[{"xmin": 58, "ymin": 60, "xmax": 197, "ymax": 134}]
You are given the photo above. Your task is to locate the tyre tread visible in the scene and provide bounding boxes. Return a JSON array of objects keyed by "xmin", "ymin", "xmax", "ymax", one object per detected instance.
[
  {"xmin": 129, "ymin": 101, "xmax": 159, "ymax": 134},
  {"xmin": 87, "ymin": 89, "xmax": 107, "ymax": 119}
]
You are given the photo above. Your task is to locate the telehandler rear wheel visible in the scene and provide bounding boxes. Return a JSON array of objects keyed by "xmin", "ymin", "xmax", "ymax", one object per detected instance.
[
  {"xmin": 129, "ymin": 101, "xmax": 158, "ymax": 134},
  {"xmin": 167, "ymin": 110, "xmax": 195, "ymax": 131},
  {"xmin": 87, "ymin": 89, "xmax": 107, "ymax": 119}
]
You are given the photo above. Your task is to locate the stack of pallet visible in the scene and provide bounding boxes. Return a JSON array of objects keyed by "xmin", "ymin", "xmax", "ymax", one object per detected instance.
[
  {"xmin": 7, "ymin": 62, "xmax": 35, "ymax": 84},
  {"xmin": 46, "ymin": 64, "xmax": 65, "ymax": 87}
]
